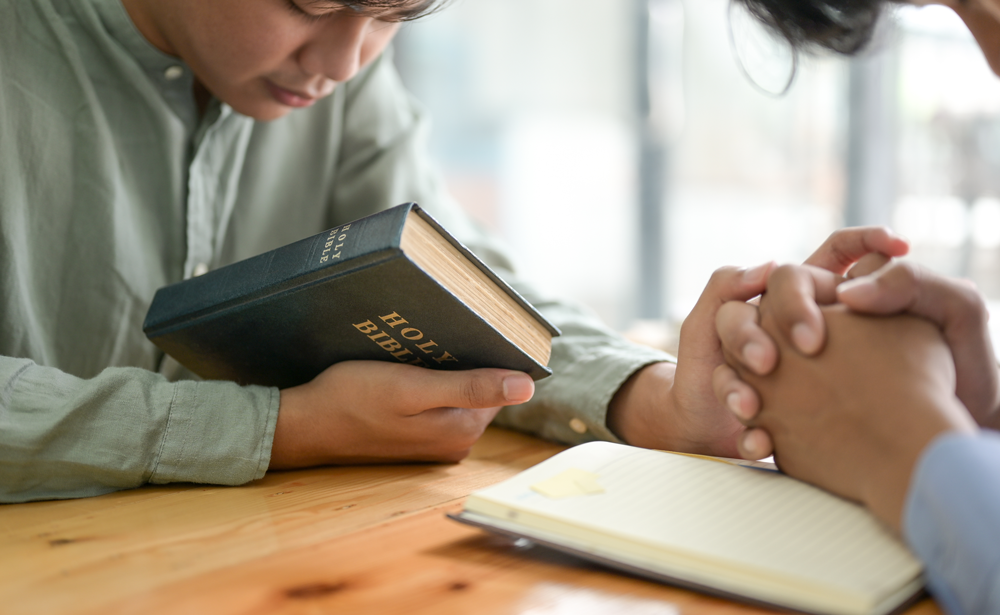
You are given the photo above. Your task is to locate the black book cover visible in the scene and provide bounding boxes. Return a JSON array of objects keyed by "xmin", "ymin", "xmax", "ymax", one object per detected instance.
[{"xmin": 143, "ymin": 203, "xmax": 559, "ymax": 389}]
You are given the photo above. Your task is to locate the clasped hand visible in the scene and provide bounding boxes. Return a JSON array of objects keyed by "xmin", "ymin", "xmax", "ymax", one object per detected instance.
[
  {"xmin": 712, "ymin": 251, "xmax": 993, "ymax": 529},
  {"xmin": 606, "ymin": 227, "xmax": 912, "ymax": 457}
]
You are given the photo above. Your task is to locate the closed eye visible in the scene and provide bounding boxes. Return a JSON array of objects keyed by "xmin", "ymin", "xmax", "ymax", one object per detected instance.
[
  {"xmin": 282, "ymin": 0, "xmax": 336, "ymax": 23},
  {"xmin": 283, "ymin": 0, "xmax": 423, "ymax": 24}
]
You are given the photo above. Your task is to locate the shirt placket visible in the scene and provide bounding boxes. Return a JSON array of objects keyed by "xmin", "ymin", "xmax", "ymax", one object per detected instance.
[{"xmin": 183, "ymin": 106, "xmax": 253, "ymax": 279}]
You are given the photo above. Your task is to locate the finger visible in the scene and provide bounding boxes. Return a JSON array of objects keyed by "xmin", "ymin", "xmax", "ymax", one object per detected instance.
[
  {"xmin": 837, "ymin": 261, "xmax": 966, "ymax": 317},
  {"xmin": 803, "ymin": 227, "xmax": 909, "ymax": 275},
  {"xmin": 681, "ymin": 262, "xmax": 775, "ymax": 359},
  {"xmin": 416, "ymin": 405, "xmax": 505, "ymax": 450},
  {"xmin": 698, "ymin": 261, "xmax": 776, "ymax": 306},
  {"xmin": 716, "ymin": 300, "xmax": 776, "ymax": 375},
  {"xmin": 713, "ymin": 363, "xmax": 761, "ymax": 422},
  {"xmin": 736, "ymin": 428, "xmax": 774, "ymax": 460},
  {"xmin": 355, "ymin": 364, "xmax": 535, "ymax": 414},
  {"xmin": 371, "ymin": 404, "xmax": 505, "ymax": 462},
  {"xmin": 448, "ymin": 369, "xmax": 535, "ymax": 409},
  {"xmin": 762, "ymin": 264, "xmax": 841, "ymax": 355},
  {"xmin": 846, "ymin": 252, "xmax": 891, "ymax": 279}
]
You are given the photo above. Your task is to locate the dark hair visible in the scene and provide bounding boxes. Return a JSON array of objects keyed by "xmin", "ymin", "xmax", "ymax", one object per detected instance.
[
  {"xmin": 735, "ymin": 0, "xmax": 893, "ymax": 54},
  {"xmin": 338, "ymin": 0, "xmax": 449, "ymax": 22}
]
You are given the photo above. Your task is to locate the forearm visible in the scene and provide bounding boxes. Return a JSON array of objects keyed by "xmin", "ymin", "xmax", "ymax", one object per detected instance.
[{"xmin": 0, "ymin": 357, "xmax": 278, "ymax": 503}]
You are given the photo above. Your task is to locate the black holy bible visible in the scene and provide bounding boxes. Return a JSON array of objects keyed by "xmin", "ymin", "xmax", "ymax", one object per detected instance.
[{"xmin": 143, "ymin": 203, "xmax": 560, "ymax": 389}]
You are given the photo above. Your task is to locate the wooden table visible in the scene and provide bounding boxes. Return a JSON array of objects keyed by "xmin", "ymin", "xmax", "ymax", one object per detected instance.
[{"xmin": 1, "ymin": 428, "xmax": 941, "ymax": 615}]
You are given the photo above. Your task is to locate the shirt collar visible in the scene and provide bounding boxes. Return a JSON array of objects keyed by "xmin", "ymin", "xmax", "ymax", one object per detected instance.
[{"xmin": 88, "ymin": 0, "xmax": 202, "ymax": 129}]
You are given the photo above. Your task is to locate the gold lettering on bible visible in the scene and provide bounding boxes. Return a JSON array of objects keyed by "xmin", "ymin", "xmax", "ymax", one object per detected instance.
[
  {"xmin": 353, "ymin": 313, "xmax": 459, "ymax": 367},
  {"xmin": 319, "ymin": 223, "xmax": 352, "ymax": 263}
]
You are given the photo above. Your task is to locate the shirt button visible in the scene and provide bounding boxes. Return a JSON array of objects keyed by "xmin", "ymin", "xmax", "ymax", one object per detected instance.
[
  {"xmin": 569, "ymin": 418, "xmax": 588, "ymax": 434},
  {"xmin": 193, "ymin": 263, "xmax": 209, "ymax": 277},
  {"xmin": 164, "ymin": 65, "xmax": 184, "ymax": 80}
]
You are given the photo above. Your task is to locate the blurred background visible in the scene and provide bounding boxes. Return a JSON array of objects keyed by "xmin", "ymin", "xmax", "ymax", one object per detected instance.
[{"xmin": 392, "ymin": 0, "xmax": 1000, "ymax": 350}]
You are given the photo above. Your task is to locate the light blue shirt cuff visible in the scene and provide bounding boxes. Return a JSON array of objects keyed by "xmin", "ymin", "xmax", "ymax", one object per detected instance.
[{"xmin": 903, "ymin": 429, "xmax": 1000, "ymax": 615}]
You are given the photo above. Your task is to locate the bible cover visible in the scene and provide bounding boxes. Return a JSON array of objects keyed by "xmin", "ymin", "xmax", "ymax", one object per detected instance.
[{"xmin": 143, "ymin": 203, "xmax": 559, "ymax": 389}]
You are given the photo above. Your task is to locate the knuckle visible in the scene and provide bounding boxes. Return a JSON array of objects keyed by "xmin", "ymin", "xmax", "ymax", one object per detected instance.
[
  {"xmin": 712, "ymin": 363, "xmax": 736, "ymax": 390},
  {"xmin": 454, "ymin": 416, "xmax": 491, "ymax": 450},
  {"xmin": 956, "ymin": 282, "xmax": 989, "ymax": 323},
  {"xmin": 715, "ymin": 301, "xmax": 740, "ymax": 327},
  {"xmin": 773, "ymin": 263, "xmax": 798, "ymax": 276},
  {"xmin": 768, "ymin": 263, "xmax": 798, "ymax": 284},
  {"xmin": 857, "ymin": 252, "xmax": 889, "ymax": 270},
  {"xmin": 728, "ymin": 311, "xmax": 760, "ymax": 344},
  {"xmin": 894, "ymin": 261, "xmax": 921, "ymax": 286},
  {"xmin": 826, "ymin": 228, "xmax": 855, "ymax": 255},
  {"xmin": 874, "ymin": 224, "xmax": 895, "ymax": 239},
  {"xmin": 829, "ymin": 227, "xmax": 852, "ymax": 242},
  {"xmin": 460, "ymin": 374, "xmax": 496, "ymax": 408},
  {"xmin": 708, "ymin": 266, "xmax": 741, "ymax": 287}
]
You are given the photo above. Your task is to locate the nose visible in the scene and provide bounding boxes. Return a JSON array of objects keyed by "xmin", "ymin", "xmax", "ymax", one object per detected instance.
[{"xmin": 297, "ymin": 14, "xmax": 372, "ymax": 83}]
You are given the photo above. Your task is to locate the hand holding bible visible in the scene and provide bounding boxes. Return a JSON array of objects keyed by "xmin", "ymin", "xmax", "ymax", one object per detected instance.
[{"xmin": 269, "ymin": 361, "xmax": 534, "ymax": 468}]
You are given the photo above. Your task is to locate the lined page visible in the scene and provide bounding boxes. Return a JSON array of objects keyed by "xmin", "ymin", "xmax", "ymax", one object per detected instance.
[{"xmin": 465, "ymin": 442, "xmax": 921, "ymax": 600}]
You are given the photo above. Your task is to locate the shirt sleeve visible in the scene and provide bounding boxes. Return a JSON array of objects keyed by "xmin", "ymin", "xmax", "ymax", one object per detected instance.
[
  {"xmin": 0, "ymin": 356, "xmax": 279, "ymax": 503},
  {"xmin": 330, "ymin": 51, "xmax": 676, "ymax": 446},
  {"xmin": 903, "ymin": 430, "xmax": 1000, "ymax": 615}
]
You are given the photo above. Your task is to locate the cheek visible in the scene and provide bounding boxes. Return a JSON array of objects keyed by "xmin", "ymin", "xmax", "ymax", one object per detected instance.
[
  {"xmin": 184, "ymin": 8, "xmax": 304, "ymax": 80},
  {"xmin": 359, "ymin": 24, "xmax": 400, "ymax": 66},
  {"xmin": 203, "ymin": 32, "xmax": 295, "ymax": 77}
]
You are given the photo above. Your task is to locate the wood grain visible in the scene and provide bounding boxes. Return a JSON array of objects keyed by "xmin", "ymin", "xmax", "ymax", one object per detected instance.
[{"xmin": 0, "ymin": 428, "xmax": 941, "ymax": 615}]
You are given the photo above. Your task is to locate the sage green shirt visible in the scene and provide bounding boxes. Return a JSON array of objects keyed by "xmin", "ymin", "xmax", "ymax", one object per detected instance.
[{"xmin": 0, "ymin": 0, "xmax": 673, "ymax": 502}]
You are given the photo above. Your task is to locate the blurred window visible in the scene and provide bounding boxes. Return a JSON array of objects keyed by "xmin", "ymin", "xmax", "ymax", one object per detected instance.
[{"xmin": 395, "ymin": 1, "xmax": 1000, "ymax": 341}]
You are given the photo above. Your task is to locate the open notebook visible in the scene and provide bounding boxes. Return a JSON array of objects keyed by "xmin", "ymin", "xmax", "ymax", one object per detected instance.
[{"xmin": 450, "ymin": 442, "xmax": 924, "ymax": 615}]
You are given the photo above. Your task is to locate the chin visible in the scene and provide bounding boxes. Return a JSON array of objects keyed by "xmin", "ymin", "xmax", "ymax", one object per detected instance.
[{"xmin": 228, "ymin": 99, "xmax": 295, "ymax": 122}]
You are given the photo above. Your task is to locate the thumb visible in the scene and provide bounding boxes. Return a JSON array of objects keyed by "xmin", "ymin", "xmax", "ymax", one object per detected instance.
[
  {"xmin": 684, "ymin": 262, "xmax": 775, "ymax": 346},
  {"xmin": 836, "ymin": 262, "xmax": 920, "ymax": 315},
  {"xmin": 404, "ymin": 368, "xmax": 535, "ymax": 412}
]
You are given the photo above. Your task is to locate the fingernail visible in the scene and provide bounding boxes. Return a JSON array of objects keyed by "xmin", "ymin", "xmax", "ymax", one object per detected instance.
[
  {"xmin": 727, "ymin": 392, "xmax": 753, "ymax": 421},
  {"xmin": 742, "ymin": 341, "xmax": 768, "ymax": 374},
  {"xmin": 503, "ymin": 374, "xmax": 535, "ymax": 402},
  {"xmin": 741, "ymin": 429, "xmax": 769, "ymax": 460},
  {"xmin": 743, "ymin": 261, "xmax": 772, "ymax": 285},
  {"xmin": 791, "ymin": 322, "xmax": 821, "ymax": 354}
]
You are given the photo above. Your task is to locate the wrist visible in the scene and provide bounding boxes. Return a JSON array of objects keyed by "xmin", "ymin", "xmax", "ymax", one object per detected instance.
[
  {"xmin": 606, "ymin": 362, "xmax": 678, "ymax": 448},
  {"xmin": 861, "ymin": 396, "xmax": 977, "ymax": 533},
  {"xmin": 270, "ymin": 385, "xmax": 314, "ymax": 469}
]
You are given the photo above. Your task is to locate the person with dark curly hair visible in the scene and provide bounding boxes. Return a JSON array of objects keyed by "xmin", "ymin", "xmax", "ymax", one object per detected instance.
[
  {"xmin": 715, "ymin": 2, "xmax": 1000, "ymax": 613},
  {"xmin": 740, "ymin": 0, "xmax": 1000, "ymax": 74}
]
